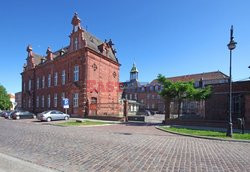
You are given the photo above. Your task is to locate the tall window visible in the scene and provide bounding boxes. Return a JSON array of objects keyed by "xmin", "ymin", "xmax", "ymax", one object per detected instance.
[
  {"xmin": 130, "ymin": 94, "xmax": 132, "ymax": 100},
  {"xmin": 28, "ymin": 79, "xmax": 31, "ymax": 90},
  {"xmin": 62, "ymin": 70, "xmax": 66, "ymax": 85},
  {"xmin": 42, "ymin": 95, "xmax": 44, "ymax": 108},
  {"xmin": 42, "ymin": 76, "xmax": 45, "ymax": 88},
  {"xmin": 74, "ymin": 66, "xmax": 79, "ymax": 82},
  {"xmin": 36, "ymin": 96, "xmax": 39, "ymax": 108},
  {"xmin": 48, "ymin": 74, "xmax": 51, "ymax": 87},
  {"xmin": 54, "ymin": 93, "xmax": 57, "ymax": 107},
  {"xmin": 74, "ymin": 37, "xmax": 78, "ymax": 50},
  {"xmin": 28, "ymin": 98, "xmax": 31, "ymax": 108},
  {"xmin": 54, "ymin": 72, "xmax": 58, "ymax": 86},
  {"xmin": 36, "ymin": 78, "xmax": 39, "ymax": 89},
  {"xmin": 47, "ymin": 94, "xmax": 50, "ymax": 108},
  {"xmin": 152, "ymin": 95, "xmax": 155, "ymax": 99},
  {"xmin": 73, "ymin": 93, "xmax": 79, "ymax": 107},
  {"xmin": 134, "ymin": 93, "xmax": 137, "ymax": 100}
]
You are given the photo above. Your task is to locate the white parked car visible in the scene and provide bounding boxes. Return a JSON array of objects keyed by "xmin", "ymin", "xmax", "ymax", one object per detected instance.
[{"xmin": 37, "ymin": 110, "xmax": 70, "ymax": 122}]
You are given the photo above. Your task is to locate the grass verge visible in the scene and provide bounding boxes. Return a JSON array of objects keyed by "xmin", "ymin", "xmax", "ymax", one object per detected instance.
[
  {"xmin": 57, "ymin": 120, "xmax": 111, "ymax": 126},
  {"xmin": 159, "ymin": 126, "xmax": 250, "ymax": 140}
]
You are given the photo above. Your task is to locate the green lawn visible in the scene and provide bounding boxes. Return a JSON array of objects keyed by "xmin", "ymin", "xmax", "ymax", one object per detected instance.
[
  {"xmin": 160, "ymin": 126, "xmax": 250, "ymax": 140},
  {"xmin": 57, "ymin": 120, "xmax": 111, "ymax": 126}
]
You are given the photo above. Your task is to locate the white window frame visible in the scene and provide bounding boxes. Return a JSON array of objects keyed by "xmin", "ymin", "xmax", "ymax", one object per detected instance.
[
  {"xmin": 36, "ymin": 96, "xmax": 39, "ymax": 108},
  {"xmin": 54, "ymin": 72, "xmax": 58, "ymax": 86},
  {"xmin": 23, "ymin": 82, "xmax": 26, "ymax": 91},
  {"xmin": 73, "ymin": 93, "xmax": 79, "ymax": 107},
  {"xmin": 28, "ymin": 79, "xmax": 31, "ymax": 90},
  {"xmin": 62, "ymin": 70, "xmax": 66, "ymax": 85},
  {"xmin": 48, "ymin": 74, "xmax": 51, "ymax": 87},
  {"xmin": 54, "ymin": 93, "xmax": 57, "ymax": 107},
  {"xmin": 47, "ymin": 94, "xmax": 50, "ymax": 108},
  {"xmin": 42, "ymin": 76, "xmax": 45, "ymax": 88},
  {"xmin": 28, "ymin": 98, "xmax": 31, "ymax": 108},
  {"xmin": 36, "ymin": 78, "xmax": 39, "ymax": 89},
  {"xmin": 74, "ymin": 66, "xmax": 79, "ymax": 82},
  {"xmin": 42, "ymin": 95, "xmax": 44, "ymax": 108}
]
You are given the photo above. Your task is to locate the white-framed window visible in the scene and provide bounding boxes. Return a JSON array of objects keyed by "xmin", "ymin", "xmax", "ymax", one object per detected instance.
[
  {"xmin": 48, "ymin": 74, "xmax": 51, "ymax": 87},
  {"xmin": 141, "ymin": 87, "xmax": 145, "ymax": 92},
  {"xmin": 36, "ymin": 96, "xmax": 39, "ymax": 108},
  {"xmin": 152, "ymin": 95, "xmax": 155, "ymax": 99},
  {"xmin": 61, "ymin": 92, "xmax": 65, "ymax": 107},
  {"xmin": 47, "ymin": 94, "xmax": 50, "ymax": 108},
  {"xmin": 36, "ymin": 78, "xmax": 39, "ymax": 89},
  {"xmin": 134, "ymin": 93, "xmax": 137, "ymax": 100},
  {"xmin": 54, "ymin": 72, "xmax": 58, "ymax": 86},
  {"xmin": 73, "ymin": 93, "xmax": 79, "ymax": 107},
  {"xmin": 141, "ymin": 99, "xmax": 144, "ymax": 103},
  {"xmin": 54, "ymin": 93, "xmax": 57, "ymax": 107},
  {"xmin": 130, "ymin": 94, "xmax": 132, "ymax": 100},
  {"xmin": 74, "ymin": 37, "xmax": 78, "ymax": 50},
  {"xmin": 28, "ymin": 79, "xmax": 31, "ymax": 90},
  {"xmin": 42, "ymin": 95, "xmax": 44, "ymax": 108},
  {"xmin": 62, "ymin": 70, "xmax": 66, "ymax": 85},
  {"xmin": 28, "ymin": 98, "xmax": 31, "ymax": 108},
  {"xmin": 74, "ymin": 66, "xmax": 79, "ymax": 82},
  {"xmin": 42, "ymin": 76, "xmax": 45, "ymax": 88},
  {"xmin": 152, "ymin": 103, "xmax": 155, "ymax": 109},
  {"xmin": 125, "ymin": 94, "xmax": 127, "ymax": 99}
]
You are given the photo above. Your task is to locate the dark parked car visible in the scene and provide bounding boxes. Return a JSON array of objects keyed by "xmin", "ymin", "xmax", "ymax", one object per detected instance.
[
  {"xmin": 4, "ymin": 111, "xmax": 14, "ymax": 119},
  {"xmin": 11, "ymin": 110, "xmax": 36, "ymax": 120}
]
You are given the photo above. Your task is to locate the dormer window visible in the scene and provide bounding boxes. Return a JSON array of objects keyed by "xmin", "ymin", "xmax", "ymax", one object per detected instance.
[{"xmin": 74, "ymin": 37, "xmax": 78, "ymax": 50}]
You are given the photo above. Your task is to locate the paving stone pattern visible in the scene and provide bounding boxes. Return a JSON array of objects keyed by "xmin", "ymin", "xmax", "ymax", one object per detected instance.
[{"xmin": 0, "ymin": 118, "xmax": 249, "ymax": 172}]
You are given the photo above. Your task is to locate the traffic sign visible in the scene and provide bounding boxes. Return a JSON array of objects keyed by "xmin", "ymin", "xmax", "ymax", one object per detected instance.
[{"xmin": 62, "ymin": 98, "xmax": 69, "ymax": 109}]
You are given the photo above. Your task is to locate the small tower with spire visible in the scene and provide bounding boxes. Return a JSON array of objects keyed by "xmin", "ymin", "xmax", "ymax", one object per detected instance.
[
  {"xmin": 26, "ymin": 45, "xmax": 35, "ymax": 70},
  {"xmin": 69, "ymin": 12, "xmax": 86, "ymax": 52},
  {"xmin": 130, "ymin": 63, "xmax": 139, "ymax": 81}
]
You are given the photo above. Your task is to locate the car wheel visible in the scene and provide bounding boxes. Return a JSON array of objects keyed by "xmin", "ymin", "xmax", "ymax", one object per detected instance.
[
  {"xmin": 16, "ymin": 116, "xmax": 20, "ymax": 120},
  {"xmin": 64, "ymin": 116, "xmax": 69, "ymax": 120},
  {"xmin": 46, "ymin": 117, "xmax": 52, "ymax": 122}
]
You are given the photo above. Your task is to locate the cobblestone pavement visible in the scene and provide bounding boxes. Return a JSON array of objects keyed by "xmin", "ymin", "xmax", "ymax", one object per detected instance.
[{"xmin": 0, "ymin": 118, "xmax": 250, "ymax": 172}]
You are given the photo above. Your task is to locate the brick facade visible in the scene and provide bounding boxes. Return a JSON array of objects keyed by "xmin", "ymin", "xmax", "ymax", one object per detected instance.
[
  {"xmin": 205, "ymin": 81, "xmax": 250, "ymax": 123},
  {"xmin": 21, "ymin": 13, "xmax": 122, "ymax": 117}
]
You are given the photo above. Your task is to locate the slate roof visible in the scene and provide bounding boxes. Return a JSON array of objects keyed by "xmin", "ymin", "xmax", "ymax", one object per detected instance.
[
  {"xmin": 151, "ymin": 71, "xmax": 229, "ymax": 84},
  {"xmin": 32, "ymin": 30, "xmax": 118, "ymax": 66}
]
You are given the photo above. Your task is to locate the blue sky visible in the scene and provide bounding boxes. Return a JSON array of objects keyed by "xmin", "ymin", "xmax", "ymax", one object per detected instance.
[{"xmin": 0, "ymin": 0, "xmax": 250, "ymax": 93}]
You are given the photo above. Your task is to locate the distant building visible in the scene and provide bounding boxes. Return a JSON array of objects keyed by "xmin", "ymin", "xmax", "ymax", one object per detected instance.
[
  {"xmin": 8, "ymin": 93, "xmax": 16, "ymax": 110},
  {"xmin": 122, "ymin": 63, "xmax": 229, "ymax": 116},
  {"xmin": 15, "ymin": 92, "xmax": 22, "ymax": 109},
  {"xmin": 21, "ymin": 13, "xmax": 121, "ymax": 117}
]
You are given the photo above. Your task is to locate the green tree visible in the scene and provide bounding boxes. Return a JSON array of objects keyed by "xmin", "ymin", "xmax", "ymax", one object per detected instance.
[
  {"xmin": 0, "ymin": 84, "xmax": 12, "ymax": 110},
  {"xmin": 157, "ymin": 74, "xmax": 211, "ymax": 122}
]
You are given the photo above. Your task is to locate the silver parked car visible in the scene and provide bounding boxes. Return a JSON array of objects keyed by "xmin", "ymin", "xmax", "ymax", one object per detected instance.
[{"xmin": 37, "ymin": 110, "xmax": 70, "ymax": 122}]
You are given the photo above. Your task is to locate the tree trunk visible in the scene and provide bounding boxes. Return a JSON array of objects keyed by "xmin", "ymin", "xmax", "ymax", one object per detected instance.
[
  {"xmin": 177, "ymin": 100, "xmax": 181, "ymax": 119},
  {"xmin": 164, "ymin": 98, "xmax": 170, "ymax": 124}
]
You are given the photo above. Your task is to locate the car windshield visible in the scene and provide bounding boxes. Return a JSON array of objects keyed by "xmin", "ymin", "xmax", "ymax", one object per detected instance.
[{"xmin": 42, "ymin": 111, "xmax": 51, "ymax": 114}]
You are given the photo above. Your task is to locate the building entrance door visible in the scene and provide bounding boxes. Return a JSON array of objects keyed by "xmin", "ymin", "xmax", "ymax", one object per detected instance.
[{"xmin": 90, "ymin": 97, "xmax": 97, "ymax": 115}]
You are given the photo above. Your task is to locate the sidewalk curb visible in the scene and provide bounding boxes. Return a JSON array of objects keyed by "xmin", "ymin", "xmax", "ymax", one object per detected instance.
[
  {"xmin": 0, "ymin": 152, "xmax": 57, "ymax": 172},
  {"xmin": 155, "ymin": 126, "xmax": 250, "ymax": 143}
]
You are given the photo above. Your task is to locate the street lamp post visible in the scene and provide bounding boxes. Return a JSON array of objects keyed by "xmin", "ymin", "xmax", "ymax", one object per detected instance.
[{"xmin": 226, "ymin": 25, "xmax": 237, "ymax": 137}]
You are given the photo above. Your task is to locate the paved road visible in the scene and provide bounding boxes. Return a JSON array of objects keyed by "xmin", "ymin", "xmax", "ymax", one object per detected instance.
[{"xmin": 0, "ymin": 118, "xmax": 250, "ymax": 172}]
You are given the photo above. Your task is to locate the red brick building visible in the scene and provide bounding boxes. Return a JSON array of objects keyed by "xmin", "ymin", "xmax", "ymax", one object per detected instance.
[
  {"xmin": 21, "ymin": 13, "xmax": 121, "ymax": 117},
  {"xmin": 123, "ymin": 66, "xmax": 229, "ymax": 115},
  {"xmin": 205, "ymin": 80, "xmax": 250, "ymax": 123}
]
